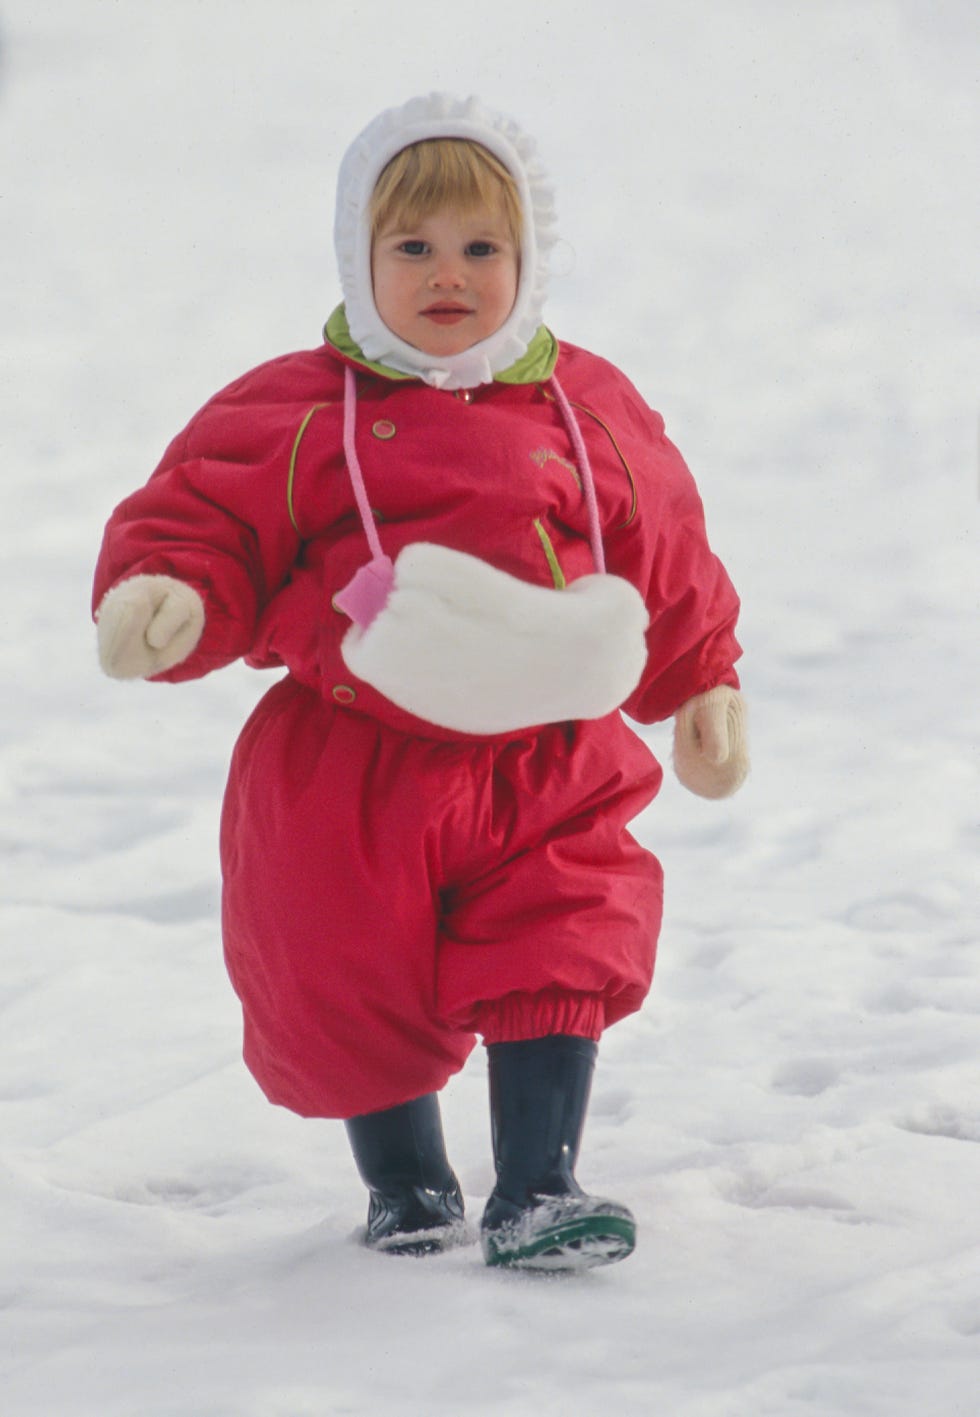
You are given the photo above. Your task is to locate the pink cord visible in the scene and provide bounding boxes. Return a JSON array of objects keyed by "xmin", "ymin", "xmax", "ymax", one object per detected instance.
[
  {"xmin": 548, "ymin": 375, "xmax": 606, "ymax": 574},
  {"xmin": 343, "ymin": 366, "xmax": 386, "ymax": 564}
]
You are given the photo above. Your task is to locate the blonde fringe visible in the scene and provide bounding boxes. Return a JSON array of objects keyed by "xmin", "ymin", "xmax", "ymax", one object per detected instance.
[{"xmin": 370, "ymin": 138, "xmax": 522, "ymax": 245}]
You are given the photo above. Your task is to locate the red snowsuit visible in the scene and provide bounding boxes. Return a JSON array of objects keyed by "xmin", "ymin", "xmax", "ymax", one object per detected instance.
[{"xmin": 93, "ymin": 336, "xmax": 741, "ymax": 1118}]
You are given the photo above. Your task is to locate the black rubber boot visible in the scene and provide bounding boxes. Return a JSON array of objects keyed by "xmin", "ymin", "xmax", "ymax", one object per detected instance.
[
  {"xmin": 345, "ymin": 1093, "xmax": 467, "ymax": 1256},
  {"xmin": 481, "ymin": 1035, "xmax": 636, "ymax": 1271}
]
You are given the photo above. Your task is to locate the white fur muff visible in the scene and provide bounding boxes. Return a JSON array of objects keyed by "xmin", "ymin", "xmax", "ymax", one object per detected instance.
[{"xmin": 340, "ymin": 542, "xmax": 650, "ymax": 735}]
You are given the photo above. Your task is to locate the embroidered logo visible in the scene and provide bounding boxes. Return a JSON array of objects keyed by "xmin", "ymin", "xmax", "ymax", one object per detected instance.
[{"xmin": 529, "ymin": 447, "xmax": 581, "ymax": 487}]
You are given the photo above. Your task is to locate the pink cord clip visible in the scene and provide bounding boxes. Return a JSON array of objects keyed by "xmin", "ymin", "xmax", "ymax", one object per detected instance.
[{"xmin": 333, "ymin": 553, "xmax": 395, "ymax": 628}]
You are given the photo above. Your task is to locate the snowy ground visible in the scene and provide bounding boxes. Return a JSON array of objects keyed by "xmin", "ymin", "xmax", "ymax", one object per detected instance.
[{"xmin": 2, "ymin": 2, "xmax": 978, "ymax": 1414}]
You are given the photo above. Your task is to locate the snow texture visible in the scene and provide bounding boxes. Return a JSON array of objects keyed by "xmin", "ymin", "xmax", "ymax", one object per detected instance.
[{"xmin": 1, "ymin": 2, "xmax": 978, "ymax": 1414}]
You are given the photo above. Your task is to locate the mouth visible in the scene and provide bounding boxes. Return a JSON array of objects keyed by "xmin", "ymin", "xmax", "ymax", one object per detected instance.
[{"xmin": 421, "ymin": 303, "xmax": 473, "ymax": 325}]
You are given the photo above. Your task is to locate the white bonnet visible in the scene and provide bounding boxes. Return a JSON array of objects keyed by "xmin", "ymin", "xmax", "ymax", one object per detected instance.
[{"xmin": 333, "ymin": 93, "xmax": 557, "ymax": 390}]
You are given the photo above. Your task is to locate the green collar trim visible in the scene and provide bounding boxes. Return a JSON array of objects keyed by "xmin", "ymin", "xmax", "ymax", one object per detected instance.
[
  {"xmin": 323, "ymin": 305, "xmax": 558, "ymax": 386},
  {"xmin": 497, "ymin": 324, "xmax": 559, "ymax": 384}
]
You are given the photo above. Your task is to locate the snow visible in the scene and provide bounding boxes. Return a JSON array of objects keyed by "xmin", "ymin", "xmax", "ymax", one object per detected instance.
[{"xmin": 1, "ymin": 1, "xmax": 978, "ymax": 1413}]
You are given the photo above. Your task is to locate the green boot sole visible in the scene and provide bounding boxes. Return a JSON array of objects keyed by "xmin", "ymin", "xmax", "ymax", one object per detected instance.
[{"xmin": 482, "ymin": 1196, "xmax": 636, "ymax": 1272}]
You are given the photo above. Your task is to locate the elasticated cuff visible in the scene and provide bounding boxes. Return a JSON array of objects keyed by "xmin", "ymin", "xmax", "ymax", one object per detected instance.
[{"xmin": 475, "ymin": 988, "xmax": 606, "ymax": 1045}]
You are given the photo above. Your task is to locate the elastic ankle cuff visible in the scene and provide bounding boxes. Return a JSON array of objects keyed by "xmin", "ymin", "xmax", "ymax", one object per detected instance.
[{"xmin": 475, "ymin": 989, "xmax": 605, "ymax": 1045}]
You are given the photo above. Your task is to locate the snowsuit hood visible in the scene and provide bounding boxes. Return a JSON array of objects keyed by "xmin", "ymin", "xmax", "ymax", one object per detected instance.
[{"xmin": 333, "ymin": 93, "xmax": 558, "ymax": 391}]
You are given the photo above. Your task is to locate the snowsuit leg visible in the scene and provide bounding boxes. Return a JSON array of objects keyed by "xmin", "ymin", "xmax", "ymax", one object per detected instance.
[
  {"xmin": 220, "ymin": 677, "xmax": 477, "ymax": 1118},
  {"xmin": 435, "ymin": 714, "xmax": 664, "ymax": 1042}
]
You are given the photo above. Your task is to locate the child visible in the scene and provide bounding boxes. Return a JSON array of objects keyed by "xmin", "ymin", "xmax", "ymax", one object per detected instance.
[{"xmin": 93, "ymin": 93, "xmax": 748, "ymax": 1271}]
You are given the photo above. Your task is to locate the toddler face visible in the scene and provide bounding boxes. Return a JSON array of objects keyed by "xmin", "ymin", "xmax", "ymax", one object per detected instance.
[{"xmin": 371, "ymin": 205, "xmax": 519, "ymax": 358}]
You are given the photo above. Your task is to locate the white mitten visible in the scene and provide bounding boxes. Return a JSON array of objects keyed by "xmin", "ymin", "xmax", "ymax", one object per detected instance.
[
  {"xmin": 673, "ymin": 685, "xmax": 749, "ymax": 799},
  {"xmin": 96, "ymin": 574, "xmax": 205, "ymax": 679}
]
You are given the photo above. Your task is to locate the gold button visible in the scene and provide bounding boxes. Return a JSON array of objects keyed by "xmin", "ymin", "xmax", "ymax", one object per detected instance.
[
  {"xmin": 455, "ymin": 388, "xmax": 473, "ymax": 404},
  {"xmin": 332, "ymin": 684, "xmax": 356, "ymax": 704},
  {"xmin": 372, "ymin": 419, "xmax": 396, "ymax": 440}
]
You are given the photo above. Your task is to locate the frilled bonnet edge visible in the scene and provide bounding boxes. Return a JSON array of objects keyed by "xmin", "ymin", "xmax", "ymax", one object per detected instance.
[{"xmin": 333, "ymin": 92, "xmax": 558, "ymax": 390}]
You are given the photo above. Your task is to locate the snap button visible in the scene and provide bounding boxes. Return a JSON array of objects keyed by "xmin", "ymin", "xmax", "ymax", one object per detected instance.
[
  {"xmin": 332, "ymin": 684, "xmax": 356, "ymax": 705},
  {"xmin": 372, "ymin": 419, "xmax": 396, "ymax": 440},
  {"xmin": 455, "ymin": 388, "xmax": 473, "ymax": 404}
]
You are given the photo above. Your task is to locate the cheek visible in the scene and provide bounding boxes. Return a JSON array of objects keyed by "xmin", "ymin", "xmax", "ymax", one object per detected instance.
[
  {"xmin": 500, "ymin": 261, "xmax": 520, "ymax": 313},
  {"xmin": 371, "ymin": 253, "xmax": 386, "ymax": 300},
  {"xmin": 371, "ymin": 262, "xmax": 402, "ymax": 322}
]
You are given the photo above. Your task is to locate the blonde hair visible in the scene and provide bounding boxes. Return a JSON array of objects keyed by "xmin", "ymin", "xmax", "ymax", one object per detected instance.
[{"xmin": 370, "ymin": 138, "xmax": 522, "ymax": 246}]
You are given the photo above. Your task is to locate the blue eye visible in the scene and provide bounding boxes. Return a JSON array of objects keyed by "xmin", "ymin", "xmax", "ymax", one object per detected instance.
[
  {"xmin": 399, "ymin": 240, "xmax": 428, "ymax": 256},
  {"xmin": 466, "ymin": 242, "xmax": 496, "ymax": 257}
]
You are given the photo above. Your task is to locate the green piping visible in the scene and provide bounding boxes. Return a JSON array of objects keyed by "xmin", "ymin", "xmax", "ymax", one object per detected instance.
[
  {"xmin": 288, "ymin": 403, "xmax": 330, "ymax": 534},
  {"xmin": 533, "ymin": 518, "xmax": 566, "ymax": 589}
]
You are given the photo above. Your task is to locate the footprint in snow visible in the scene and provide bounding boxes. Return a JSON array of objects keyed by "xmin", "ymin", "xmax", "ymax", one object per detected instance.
[
  {"xmin": 589, "ymin": 1086, "xmax": 635, "ymax": 1123},
  {"xmin": 897, "ymin": 1103, "xmax": 980, "ymax": 1144},
  {"xmin": 948, "ymin": 1301, "xmax": 980, "ymax": 1337},
  {"xmin": 845, "ymin": 892, "xmax": 950, "ymax": 932},
  {"xmin": 728, "ymin": 1174, "xmax": 861, "ymax": 1220},
  {"xmin": 770, "ymin": 1058, "xmax": 841, "ymax": 1097}
]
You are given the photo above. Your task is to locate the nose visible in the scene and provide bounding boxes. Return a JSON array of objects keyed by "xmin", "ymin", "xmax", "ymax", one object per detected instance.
[{"xmin": 428, "ymin": 259, "xmax": 466, "ymax": 289}]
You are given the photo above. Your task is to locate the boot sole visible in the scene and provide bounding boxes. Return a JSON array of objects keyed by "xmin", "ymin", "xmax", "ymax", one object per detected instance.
[{"xmin": 482, "ymin": 1210, "xmax": 636, "ymax": 1272}]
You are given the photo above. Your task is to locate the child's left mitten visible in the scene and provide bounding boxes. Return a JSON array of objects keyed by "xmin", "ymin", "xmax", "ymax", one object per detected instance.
[
  {"xmin": 673, "ymin": 685, "xmax": 749, "ymax": 799},
  {"xmin": 96, "ymin": 574, "xmax": 205, "ymax": 679}
]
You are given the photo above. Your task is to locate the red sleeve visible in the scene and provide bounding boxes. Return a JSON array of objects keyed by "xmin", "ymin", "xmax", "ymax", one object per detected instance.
[
  {"xmin": 555, "ymin": 345, "xmax": 743, "ymax": 723},
  {"xmin": 607, "ymin": 428, "xmax": 741, "ymax": 723},
  {"xmin": 589, "ymin": 397, "xmax": 741, "ymax": 722},
  {"xmin": 91, "ymin": 352, "xmax": 332, "ymax": 682}
]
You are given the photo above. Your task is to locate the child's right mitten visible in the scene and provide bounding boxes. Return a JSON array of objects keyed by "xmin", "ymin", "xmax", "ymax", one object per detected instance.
[
  {"xmin": 673, "ymin": 685, "xmax": 749, "ymax": 799},
  {"xmin": 96, "ymin": 574, "xmax": 205, "ymax": 679}
]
